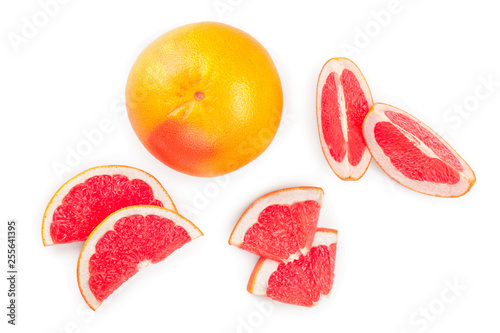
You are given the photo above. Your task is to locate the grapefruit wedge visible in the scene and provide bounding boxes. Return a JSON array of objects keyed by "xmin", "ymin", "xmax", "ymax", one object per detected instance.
[
  {"xmin": 247, "ymin": 228, "xmax": 337, "ymax": 307},
  {"xmin": 42, "ymin": 165, "xmax": 176, "ymax": 246},
  {"xmin": 77, "ymin": 205, "xmax": 202, "ymax": 310},
  {"xmin": 362, "ymin": 103, "xmax": 476, "ymax": 197},
  {"xmin": 317, "ymin": 58, "xmax": 373, "ymax": 180},
  {"xmin": 229, "ymin": 187, "xmax": 323, "ymax": 263}
]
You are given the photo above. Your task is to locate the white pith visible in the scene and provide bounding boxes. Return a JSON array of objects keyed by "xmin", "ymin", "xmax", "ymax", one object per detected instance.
[
  {"xmin": 362, "ymin": 104, "xmax": 476, "ymax": 197},
  {"xmin": 400, "ymin": 130, "xmax": 437, "ymax": 158},
  {"xmin": 77, "ymin": 205, "xmax": 202, "ymax": 310},
  {"xmin": 137, "ymin": 260, "xmax": 152, "ymax": 269},
  {"xmin": 311, "ymin": 229, "xmax": 338, "ymax": 247},
  {"xmin": 249, "ymin": 260, "xmax": 280, "ymax": 296},
  {"xmin": 42, "ymin": 165, "xmax": 176, "ymax": 246},
  {"xmin": 335, "ymin": 74, "xmax": 349, "ymax": 143},
  {"xmin": 228, "ymin": 187, "xmax": 324, "ymax": 247},
  {"xmin": 317, "ymin": 58, "xmax": 373, "ymax": 180},
  {"xmin": 249, "ymin": 229, "xmax": 338, "ymax": 298}
]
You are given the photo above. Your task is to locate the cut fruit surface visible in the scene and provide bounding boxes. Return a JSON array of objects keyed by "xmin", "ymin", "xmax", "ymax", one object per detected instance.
[
  {"xmin": 317, "ymin": 58, "xmax": 373, "ymax": 180},
  {"xmin": 77, "ymin": 205, "xmax": 202, "ymax": 310},
  {"xmin": 247, "ymin": 228, "xmax": 337, "ymax": 307},
  {"xmin": 229, "ymin": 187, "xmax": 323, "ymax": 262},
  {"xmin": 363, "ymin": 103, "xmax": 476, "ymax": 197},
  {"xmin": 42, "ymin": 165, "xmax": 176, "ymax": 246}
]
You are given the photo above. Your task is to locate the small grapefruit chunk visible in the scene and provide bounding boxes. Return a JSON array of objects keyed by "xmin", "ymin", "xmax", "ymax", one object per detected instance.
[
  {"xmin": 247, "ymin": 228, "xmax": 337, "ymax": 307},
  {"xmin": 228, "ymin": 187, "xmax": 324, "ymax": 262}
]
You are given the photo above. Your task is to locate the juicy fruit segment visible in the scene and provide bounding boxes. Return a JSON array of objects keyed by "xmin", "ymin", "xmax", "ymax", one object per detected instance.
[
  {"xmin": 317, "ymin": 58, "xmax": 373, "ymax": 180},
  {"xmin": 266, "ymin": 245, "xmax": 336, "ymax": 306},
  {"xmin": 78, "ymin": 206, "xmax": 202, "ymax": 310},
  {"xmin": 126, "ymin": 22, "xmax": 283, "ymax": 177},
  {"xmin": 321, "ymin": 73, "xmax": 345, "ymax": 162},
  {"xmin": 292, "ymin": 200, "xmax": 323, "ymax": 252},
  {"xmin": 42, "ymin": 165, "xmax": 176, "ymax": 246},
  {"xmin": 52, "ymin": 176, "xmax": 163, "ymax": 243},
  {"xmin": 229, "ymin": 187, "xmax": 324, "ymax": 262},
  {"xmin": 321, "ymin": 70, "xmax": 368, "ymax": 166},
  {"xmin": 386, "ymin": 111, "xmax": 463, "ymax": 170},
  {"xmin": 88, "ymin": 214, "xmax": 189, "ymax": 302},
  {"xmin": 240, "ymin": 201, "xmax": 320, "ymax": 262},
  {"xmin": 342, "ymin": 69, "xmax": 371, "ymax": 165},
  {"xmin": 374, "ymin": 122, "xmax": 460, "ymax": 184},
  {"xmin": 248, "ymin": 229, "xmax": 337, "ymax": 307},
  {"xmin": 363, "ymin": 103, "xmax": 476, "ymax": 197}
]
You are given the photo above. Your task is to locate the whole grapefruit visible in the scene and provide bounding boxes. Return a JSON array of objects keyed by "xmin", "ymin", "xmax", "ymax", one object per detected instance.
[{"xmin": 126, "ymin": 22, "xmax": 283, "ymax": 177}]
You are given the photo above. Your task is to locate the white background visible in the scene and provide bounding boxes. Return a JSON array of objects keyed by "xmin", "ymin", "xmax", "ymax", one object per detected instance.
[{"xmin": 1, "ymin": 1, "xmax": 499, "ymax": 332}]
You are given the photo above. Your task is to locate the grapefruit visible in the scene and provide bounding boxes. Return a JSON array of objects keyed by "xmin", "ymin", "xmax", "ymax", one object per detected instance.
[
  {"xmin": 42, "ymin": 165, "xmax": 176, "ymax": 246},
  {"xmin": 317, "ymin": 58, "xmax": 373, "ymax": 180},
  {"xmin": 126, "ymin": 22, "xmax": 283, "ymax": 177},
  {"xmin": 247, "ymin": 228, "xmax": 337, "ymax": 307},
  {"xmin": 362, "ymin": 103, "xmax": 476, "ymax": 197},
  {"xmin": 77, "ymin": 205, "xmax": 202, "ymax": 310},
  {"xmin": 229, "ymin": 187, "xmax": 323, "ymax": 263}
]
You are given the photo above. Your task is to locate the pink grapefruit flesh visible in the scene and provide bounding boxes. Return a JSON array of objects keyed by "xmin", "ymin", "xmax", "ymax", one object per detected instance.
[
  {"xmin": 362, "ymin": 103, "xmax": 476, "ymax": 197},
  {"xmin": 317, "ymin": 58, "xmax": 373, "ymax": 180},
  {"xmin": 42, "ymin": 165, "xmax": 176, "ymax": 246},
  {"xmin": 247, "ymin": 228, "xmax": 337, "ymax": 307},
  {"xmin": 229, "ymin": 187, "xmax": 323, "ymax": 263},
  {"xmin": 77, "ymin": 205, "xmax": 202, "ymax": 310}
]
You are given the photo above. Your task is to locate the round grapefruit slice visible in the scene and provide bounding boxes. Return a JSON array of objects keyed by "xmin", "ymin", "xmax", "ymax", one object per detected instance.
[
  {"xmin": 228, "ymin": 187, "xmax": 324, "ymax": 263},
  {"xmin": 247, "ymin": 228, "xmax": 337, "ymax": 307},
  {"xmin": 42, "ymin": 165, "xmax": 176, "ymax": 246},
  {"xmin": 77, "ymin": 205, "xmax": 202, "ymax": 310},
  {"xmin": 317, "ymin": 58, "xmax": 373, "ymax": 180},
  {"xmin": 362, "ymin": 103, "xmax": 476, "ymax": 197}
]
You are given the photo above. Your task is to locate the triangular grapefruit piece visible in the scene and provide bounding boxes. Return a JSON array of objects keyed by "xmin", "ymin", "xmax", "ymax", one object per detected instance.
[
  {"xmin": 229, "ymin": 187, "xmax": 323, "ymax": 262},
  {"xmin": 247, "ymin": 228, "xmax": 337, "ymax": 307}
]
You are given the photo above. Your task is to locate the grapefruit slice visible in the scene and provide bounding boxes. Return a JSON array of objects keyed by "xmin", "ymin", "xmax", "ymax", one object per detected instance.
[
  {"xmin": 228, "ymin": 187, "xmax": 324, "ymax": 263},
  {"xmin": 77, "ymin": 205, "xmax": 202, "ymax": 310},
  {"xmin": 247, "ymin": 228, "xmax": 337, "ymax": 307},
  {"xmin": 317, "ymin": 58, "xmax": 373, "ymax": 180},
  {"xmin": 42, "ymin": 165, "xmax": 176, "ymax": 246},
  {"xmin": 362, "ymin": 103, "xmax": 476, "ymax": 197}
]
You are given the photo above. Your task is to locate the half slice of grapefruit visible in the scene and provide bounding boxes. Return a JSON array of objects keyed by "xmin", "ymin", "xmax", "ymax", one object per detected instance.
[
  {"xmin": 247, "ymin": 228, "xmax": 337, "ymax": 307},
  {"xmin": 362, "ymin": 103, "xmax": 476, "ymax": 197},
  {"xmin": 228, "ymin": 187, "xmax": 324, "ymax": 263},
  {"xmin": 317, "ymin": 58, "xmax": 373, "ymax": 180},
  {"xmin": 42, "ymin": 165, "xmax": 176, "ymax": 246},
  {"xmin": 77, "ymin": 205, "xmax": 202, "ymax": 310}
]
